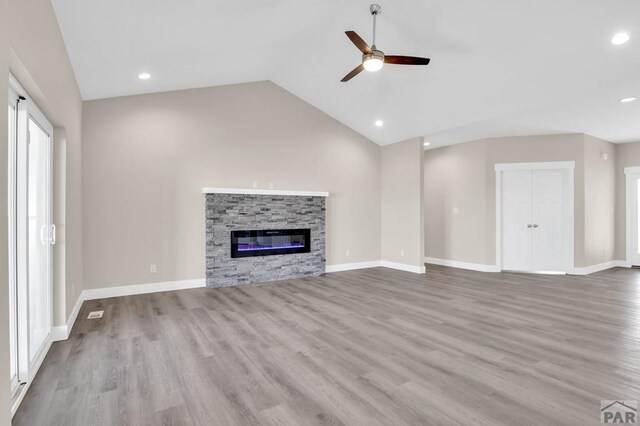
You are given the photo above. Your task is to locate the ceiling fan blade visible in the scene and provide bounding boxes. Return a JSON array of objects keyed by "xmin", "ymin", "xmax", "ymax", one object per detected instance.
[
  {"xmin": 345, "ymin": 31, "xmax": 371, "ymax": 54},
  {"xmin": 384, "ymin": 55, "xmax": 431, "ymax": 65},
  {"xmin": 341, "ymin": 64, "xmax": 365, "ymax": 82}
]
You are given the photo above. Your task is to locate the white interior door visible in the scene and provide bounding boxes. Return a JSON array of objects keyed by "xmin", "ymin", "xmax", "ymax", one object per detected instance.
[
  {"xmin": 502, "ymin": 171, "xmax": 533, "ymax": 271},
  {"xmin": 531, "ymin": 170, "xmax": 565, "ymax": 271},
  {"xmin": 500, "ymin": 164, "xmax": 572, "ymax": 273}
]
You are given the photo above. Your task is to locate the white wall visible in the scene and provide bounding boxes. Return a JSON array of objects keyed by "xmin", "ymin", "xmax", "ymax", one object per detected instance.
[{"xmin": 82, "ymin": 81, "xmax": 383, "ymax": 289}]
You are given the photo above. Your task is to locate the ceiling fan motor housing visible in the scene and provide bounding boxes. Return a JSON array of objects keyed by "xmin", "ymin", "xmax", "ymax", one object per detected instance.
[{"xmin": 363, "ymin": 49, "xmax": 384, "ymax": 63}]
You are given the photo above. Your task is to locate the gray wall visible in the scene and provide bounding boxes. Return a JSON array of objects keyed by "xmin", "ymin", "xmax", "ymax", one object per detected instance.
[
  {"xmin": 424, "ymin": 134, "xmax": 618, "ymax": 268},
  {"xmin": 82, "ymin": 81, "xmax": 382, "ymax": 289},
  {"xmin": 1, "ymin": 0, "xmax": 84, "ymax": 421},
  {"xmin": 381, "ymin": 137, "xmax": 425, "ymax": 268},
  {"xmin": 8, "ymin": 0, "xmax": 84, "ymax": 327},
  {"xmin": 0, "ymin": 0, "xmax": 9, "ymax": 420},
  {"xmin": 583, "ymin": 135, "xmax": 616, "ymax": 265},
  {"xmin": 614, "ymin": 141, "xmax": 640, "ymax": 260}
]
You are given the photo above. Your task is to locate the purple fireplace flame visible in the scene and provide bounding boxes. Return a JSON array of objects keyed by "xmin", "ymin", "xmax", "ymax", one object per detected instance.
[{"xmin": 231, "ymin": 229, "xmax": 311, "ymax": 258}]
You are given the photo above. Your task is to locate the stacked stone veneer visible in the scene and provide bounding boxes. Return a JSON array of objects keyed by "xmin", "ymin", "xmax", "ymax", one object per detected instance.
[{"xmin": 205, "ymin": 193, "xmax": 326, "ymax": 287}]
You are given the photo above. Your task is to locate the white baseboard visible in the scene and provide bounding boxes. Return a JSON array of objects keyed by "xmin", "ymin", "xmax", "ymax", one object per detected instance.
[
  {"xmin": 326, "ymin": 260, "xmax": 425, "ymax": 274},
  {"xmin": 52, "ymin": 292, "xmax": 84, "ymax": 342},
  {"xmin": 570, "ymin": 260, "xmax": 629, "ymax": 275},
  {"xmin": 380, "ymin": 260, "xmax": 426, "ymax": 274},
  {"xmin": 82, "ymin": 278, "xmax": 206, "ymax": 301},
  {"xmin": 326, "ymin": 261, "xmax": 382, "ymax": 272},
  {"xmin": 424, "ymin": 257, "xmax": 500, "ymax": 273}
]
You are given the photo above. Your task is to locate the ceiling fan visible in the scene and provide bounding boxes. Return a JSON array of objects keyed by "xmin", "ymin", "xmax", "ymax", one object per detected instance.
[{"xmin": 341, "ymin": 4, "xmax": 431, "ymax": 82}]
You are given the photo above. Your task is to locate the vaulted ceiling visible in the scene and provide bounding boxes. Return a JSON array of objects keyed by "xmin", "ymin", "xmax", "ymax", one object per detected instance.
[{"xmin": 52, "ymin": 0, "xmax": 640, "ymax": 146}]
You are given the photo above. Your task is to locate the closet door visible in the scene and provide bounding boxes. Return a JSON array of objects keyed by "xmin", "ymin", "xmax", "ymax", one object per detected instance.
[
  {"xmin": 531, "ymin": 170, "xmax": 565, "ymax": 272},
  {"xmin": 502, "ymin": 171, "xmax": 533, "ymax": 271}
]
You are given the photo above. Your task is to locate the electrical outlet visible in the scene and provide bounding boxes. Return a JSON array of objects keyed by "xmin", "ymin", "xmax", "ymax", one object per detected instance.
[
  {"xmin": 400, "ymin": 250, "xmax": 405, "ymax": 257},
  {"xmin": 346, "ymin": 249, "xmax": 350, "ymax": 257},
  {"xmin": 149, "ymin": 264, "xmax": 157, "ymax": 273},
  {"xmin": 252, "ymin": 181, "xmax": 258, "ymax": 188},
  {"xmin": 452, "ymin": 207, "xmax": 459, "ymax": 214}
]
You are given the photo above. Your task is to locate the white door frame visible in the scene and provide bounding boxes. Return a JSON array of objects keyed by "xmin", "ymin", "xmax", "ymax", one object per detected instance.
[
  {"xmin": 624, "ymin": 166, "xmax": 640, "ymax": 266},
  {"xmin": 495, "ymin": 161, "xmax": 575, "ymax": 273}
]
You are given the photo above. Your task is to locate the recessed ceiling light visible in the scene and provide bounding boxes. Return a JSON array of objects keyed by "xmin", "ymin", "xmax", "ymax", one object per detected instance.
[
  {"xmin": 611, "ymin": 32, "xmax": 630, "ymax": 45},
  {"xmin": 375, "ymin": 120, "xmax": 384, "ymax": 127},
  {"xmin": 138, "ymin": 72, "xmax": 151, "ymax": 80},
  {"xmin": 620, "ymin": 97, "xmax": 637, "ymax": 103},
  {"xmin": 423, "ymin": 142, "xmax": 431, "ymax": 146}
]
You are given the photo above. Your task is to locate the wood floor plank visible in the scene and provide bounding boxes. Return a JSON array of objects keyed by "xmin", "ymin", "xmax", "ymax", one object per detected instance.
[{"xmin": 13, "ymin": 265, "xmax": 640, "ymax": 425}]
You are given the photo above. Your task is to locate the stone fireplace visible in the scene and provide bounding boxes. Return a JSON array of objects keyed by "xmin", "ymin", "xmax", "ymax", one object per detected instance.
[{"xmin": 204, "ymin": 188, "xmax": 327, "ymax": 287}]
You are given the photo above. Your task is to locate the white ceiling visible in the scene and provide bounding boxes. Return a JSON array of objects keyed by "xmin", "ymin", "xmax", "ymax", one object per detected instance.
[{"xmin": 52, "ymin": 0, "xmax": 640, "ymax": 146}]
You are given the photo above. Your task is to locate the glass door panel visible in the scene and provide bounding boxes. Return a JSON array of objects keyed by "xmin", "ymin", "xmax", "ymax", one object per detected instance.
[
  {"xmin": 7, "ymin": 76, "xmax": 54, "ymax": 413},
  {"xmin": 27, "ymin": 117, "xmax": 51, "ymax": 365}
]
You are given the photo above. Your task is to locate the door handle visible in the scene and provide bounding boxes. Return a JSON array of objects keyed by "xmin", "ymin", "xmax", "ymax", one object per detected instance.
[
  {"xmin": 51, "ymin": 224, "xmax": 56, "ymax": 245},
  {"xmin": 527, "ymin": 224, "xmax": 533, "ymax": 228},
  {"xmin": 533, "ymin": 224, "xmax": 538, "ymax": 228}
]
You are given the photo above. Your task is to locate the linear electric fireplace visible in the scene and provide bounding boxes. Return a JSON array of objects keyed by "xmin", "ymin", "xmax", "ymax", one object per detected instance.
[{"xmin": 230, "ymin": 229, "xmax": 311, "ymax": 258}]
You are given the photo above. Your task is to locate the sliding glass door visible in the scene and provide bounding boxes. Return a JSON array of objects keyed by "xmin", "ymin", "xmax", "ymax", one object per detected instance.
[{"xmin": 8, "ymin": 76, "xmax": 54, "ymax": 406}]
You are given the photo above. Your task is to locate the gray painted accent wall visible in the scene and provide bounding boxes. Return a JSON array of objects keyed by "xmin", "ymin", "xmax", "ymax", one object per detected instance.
[{"xmin": 205, "ymin": 194, "xmax": 325, "ymax": 287}]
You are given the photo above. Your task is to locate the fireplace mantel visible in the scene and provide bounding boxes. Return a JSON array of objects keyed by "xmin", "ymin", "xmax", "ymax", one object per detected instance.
[{"xmin": 202, "ymin": 187, "xmax": 329, "ymax": 197}]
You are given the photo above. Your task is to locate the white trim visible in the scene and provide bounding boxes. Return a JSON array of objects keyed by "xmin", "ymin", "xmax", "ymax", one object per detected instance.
[
  {"xmin": 494, "ymin": 161, "xmax": 575, "ymax": 171},
  {"xmin": 380, "ymin": 261, "xmax": 426, "ymax": 274},
  {"xmin": 326, "ymin": 260, "xmax": 425, "ymax": 274},
  {"xmin": 11, "ymin": 339, "xmax": 52, "ymax": 417},
  {"xmin": 495, "ymin": 169, "xmax": 502, "ymax": 271},
  {"xmin": 52, "ymin": 293, "xmax": 84, "ymax": 342},
  {"xmin": 202, "ymin": 187, "xmax": 329, "ymax": 197},
  {"xmin": 570, "ymin": 260, "xmax": 629, "ymax": 275},
  {"xmin": 326, "ymin": 261, "xmax": 382, "ymax": 272},
  {"xmin": 83, "ymin": 278, "xmax": 206, "ymax": 301},
  {"xmin": 495, "ymin": 162, "xmax": 575, "ymax": 273},
  {"xmin": 624, "ymin": 166, "xmax": 640, "ymax": 175},
  {"xmin": 424, "ymin": 257, "xmax": 500, "ymax": 272}
]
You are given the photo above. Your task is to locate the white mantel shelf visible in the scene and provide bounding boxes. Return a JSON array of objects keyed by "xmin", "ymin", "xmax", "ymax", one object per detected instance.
[{"xmin": 202, "ymin": 187, "xmax": 329, "ymax": 197}]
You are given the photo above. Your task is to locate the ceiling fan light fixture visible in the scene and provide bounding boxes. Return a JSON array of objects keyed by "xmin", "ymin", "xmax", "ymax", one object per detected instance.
[
  {"xmin": 611, "ymin": 32, "xmax": 630, "ymax": 45},
  {"xmin": 340, "ymin": 4, "xmax": 430, "ymax": 82},
  {"xmin": 363, "ymin": 51, "xmax": 384, "ymax": 72}
]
